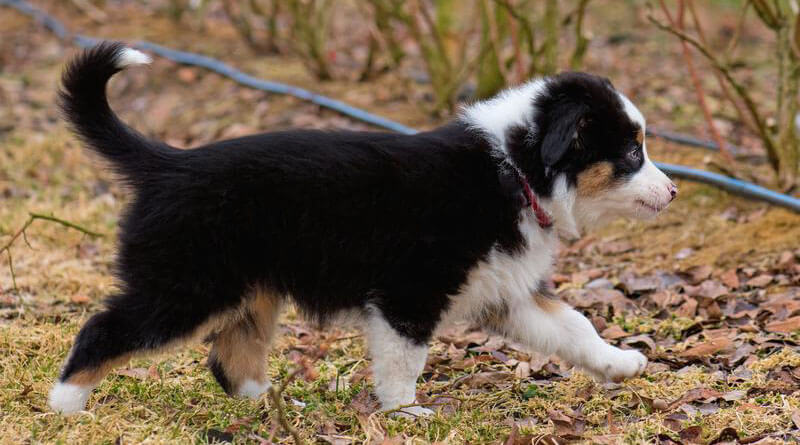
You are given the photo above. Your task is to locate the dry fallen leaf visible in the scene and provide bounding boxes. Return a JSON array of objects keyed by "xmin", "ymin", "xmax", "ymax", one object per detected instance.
[
  {"xmin": 452, "ymin": 371, "xmax": 512, "ymax": 389},
  {"xmin": 720, "ymin": 269, "xmax": 740, "ymax": 289},
  {"xmin": 601, "ymin": 325, "xmax": 630, "ymax": 340},
  {"xmin": 792, "ymin": 409, "xmax": 800, "ymax": 429},
  {"xmin": 765, "ymin": 316, "xmax": 800, "ymax": 333},
  {"xmin": 680, "ymin": 337, "xmax": 734, "ymax": 358},
  {"xmin": 746, "ymin": 275, "xmax": 774, "ymax": 288}
]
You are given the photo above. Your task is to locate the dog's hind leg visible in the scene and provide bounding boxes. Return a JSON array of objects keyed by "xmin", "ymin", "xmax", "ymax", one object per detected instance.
[
  {"xmin": 49, "ymin": 292, "xmax": 230, "ymax": 414},
  {"xmin": 207, "ymin": 289, "xmax": 281, "ymax": 398}
]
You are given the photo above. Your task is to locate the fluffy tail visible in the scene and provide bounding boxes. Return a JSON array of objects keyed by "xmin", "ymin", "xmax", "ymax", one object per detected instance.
[{"xmin": 59, "ymin": 41, "xmax": 176, "ymax": 180}]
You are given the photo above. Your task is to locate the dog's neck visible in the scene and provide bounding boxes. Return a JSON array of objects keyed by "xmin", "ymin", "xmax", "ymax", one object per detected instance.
[
  {"xmin": 460, "ymin": 82, "xmax": 583, "ymax": 240},
  {"xmin": 460, "ymin": 79, "xmax": 547, "ymax": 149}
]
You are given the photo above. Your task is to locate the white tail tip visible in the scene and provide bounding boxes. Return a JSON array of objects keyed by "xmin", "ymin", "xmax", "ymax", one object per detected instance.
[{"xmin": 116, "ymin": 48, "xmax": 152, "ymax": 68}]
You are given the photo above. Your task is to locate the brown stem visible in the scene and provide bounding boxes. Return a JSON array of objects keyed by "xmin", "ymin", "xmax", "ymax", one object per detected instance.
[
  {"xmin": 541, "ymin": 0, "xmax": 559, "ymax": 75},
  {"xmin": 505, "ymin": 1, "xmax": 524, "ymax": 83},
  {"xmin": 1, "ymin": 213, "xmax": 103, "ymax": 291},
  {"xmin": 648, "ymin": 12, "xmax": 780, "ymax": 171},
  {"xmin": 267, "ymin": 368, "xmax": 305, "ymax": 445},
  {"xmin": 658, "ymin": 0, "xmax": 734, "ymax": 163},
  {"xmin": 687, "ymin": 0, "xmax": 759, "ymax": 135},
  {"xmin": 570, "ymin": 0, "xmax": 591, "ymax": 70},
  {"xmin": 492, "ymin": 0, "xmax": 536, "ymax": 75}
]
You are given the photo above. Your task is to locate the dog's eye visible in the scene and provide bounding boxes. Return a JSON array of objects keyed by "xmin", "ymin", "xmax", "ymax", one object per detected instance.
[{"xmin": 627, "ymin": 147, "xmax": 642, "ymax": 163}]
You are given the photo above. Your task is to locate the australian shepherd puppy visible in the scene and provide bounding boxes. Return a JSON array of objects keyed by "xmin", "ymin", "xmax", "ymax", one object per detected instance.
[{"xmin": 49, "ymin": 42, "xmax": 677, "ymax": 416}]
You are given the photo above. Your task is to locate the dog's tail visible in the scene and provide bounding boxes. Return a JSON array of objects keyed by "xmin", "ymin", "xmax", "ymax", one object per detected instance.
[{"xmin": 60, "ymin": 42, "xmax": 178, "ymax": 181}]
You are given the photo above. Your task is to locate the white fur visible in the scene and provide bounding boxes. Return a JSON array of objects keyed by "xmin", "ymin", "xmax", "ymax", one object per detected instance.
[
  {"xmin": 441, "ymin": 82, "xmax": 660, "ymax": 383},
  {"xmin": 440, "ymin": 212, "xmax": 558, "ymax": 326},
  {"xmin": 499, "ymin": 298, "xmax": 647, "ymax": 382},
  {"xmin": 460, "ymin": 79, "xmax": 547, "ymax": 150},
  {"xmin": 365, "ymin": 308, "xmax": 430, "ymax": 413},
  {"xmin": 115, "ymin": 48, "xmax": 152, "ymax": 68},
  {"xmin": 570, "ymin": 149, "xmax": 674, "ymax": 229},
  {"xmin": 48, "ymin": 382, "xmax": 93, "ymax": 414},
  {"xmin": 542, "ymin": 175, "xmax": 581, "ymax": 240},
  {"xmin": 237, "ymin": 379, "xmax": 271, "ymax": 399},
  {"xmin": 437, "ymin": 193, "xmax": 647, "ymax": 381},
  {"xmin": 617, "ymin": 92, "xmax": 646, "ymax": 129}
]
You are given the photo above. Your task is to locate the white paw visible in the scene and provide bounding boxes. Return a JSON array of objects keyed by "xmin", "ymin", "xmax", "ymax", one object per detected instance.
[
  {"xmin": 236, "ymin": 379, "xmax": 272, "ymax": 399},
  {"xmin": 390, "ymin": 405, "xmax": 435, "ymax": 419},
  {"xmin": 49, "ymin": 382, "xmax": 93, "ymax": 414},
  {"xmin": 585, "ymin": 347, "xmax": 647, "ymax": 383}
]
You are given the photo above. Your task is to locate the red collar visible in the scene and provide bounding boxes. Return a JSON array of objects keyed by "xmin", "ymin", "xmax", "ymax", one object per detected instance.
[{"xmin": 516, "ymin": 171, "xmax": 553, "ymax": 229}]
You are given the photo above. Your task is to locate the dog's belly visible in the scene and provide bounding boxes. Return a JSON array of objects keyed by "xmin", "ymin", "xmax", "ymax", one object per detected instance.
[{"xmin": 440, "ymin": 213, "xmax": 558, "ymax": 326}]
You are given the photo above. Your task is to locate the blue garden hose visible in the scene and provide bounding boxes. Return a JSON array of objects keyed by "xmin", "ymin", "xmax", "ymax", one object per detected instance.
[{"xmin": 3, "ymin": 0, "xmax": 799, "ymax": 212}]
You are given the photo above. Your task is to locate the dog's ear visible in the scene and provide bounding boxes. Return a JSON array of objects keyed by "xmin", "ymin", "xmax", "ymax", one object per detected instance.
[{"xmin": 540, "ymin": 108, "xmax": 587, "ymax": 168}]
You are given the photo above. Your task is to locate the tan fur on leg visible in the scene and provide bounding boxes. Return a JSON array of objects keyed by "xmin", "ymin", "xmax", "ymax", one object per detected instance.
[
  {"xmin": 209, "ymin": 288, "xmax": 281, "ymax": 397},
  {"xmin": 64, "ymin": 354, "xmax": 132, "ymax": 387},
  {"xmin": 532, "ymin": 292, "xmax": 565, "ymax": 313}
]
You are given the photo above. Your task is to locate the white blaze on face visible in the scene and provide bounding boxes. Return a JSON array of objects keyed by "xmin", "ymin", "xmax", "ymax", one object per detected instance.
[{"xmin": 616, "ymin": 92, "xmax": 674, "ymax": 215}]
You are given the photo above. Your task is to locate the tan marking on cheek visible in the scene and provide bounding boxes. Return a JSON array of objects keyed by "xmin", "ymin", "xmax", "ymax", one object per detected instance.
[
  {"xmin": 533, "ymin": 292, "xmax": 565, "ymax": 313},
  {"xmin": 636, "ymin": 129, "xmax": 644, "ymax": 145},
  {"xmin": 577, "ymin": 162, "xmax": 615, "ymax": 197}
]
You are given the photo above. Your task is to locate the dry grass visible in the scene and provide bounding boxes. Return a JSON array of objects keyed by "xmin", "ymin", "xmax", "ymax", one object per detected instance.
[{"xmin": 2, "ymin": 2, "xmax": 800, "ymax": 443}]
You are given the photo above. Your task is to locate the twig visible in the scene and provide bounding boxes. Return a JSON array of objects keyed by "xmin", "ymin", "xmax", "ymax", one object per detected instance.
[
  {"xmin": 27, "ymin": 212, "xmax": 103, "ymax": 238},
  {"xmin": 266, "ymin": 368, "xmax": 305, "ymax": 445},
  {"xmin": 492, "ymin": 0, "xmax": 535, "ymax": 75},
  {"xmin": 6, "ymin": 250, "xmax": 16, "ymax": 290},
  {"xmin": 481, "ymin": 0, "xmax": 509, "ymax": 82},
  {"xmin": 69, "ymin": 0, "xmax": 106, "ymax": 22},
  {"xmin": 504, "ymin": 0, "xmax": 524, "ymax": 83},
  {"xmin": 647, "ymin": 10, "xmax": 780, "ymax": 170},
  {"xmin": 0, "ymin": 212, "xmax": 103, "ymax": 290},
  {"xmin": 687, "ymin": 0, "xmax": 759, "ymax": 135},
  {"xmin": 658, "ymin": 0, "xmax": 734, "ymax": 164},
  {"xmin": 570, "ymin": 0, "xmax": 591, "ymax": 70},
  {"xmin": 379, "ymin": 393, "xmax": 475, "ymax": 416}
]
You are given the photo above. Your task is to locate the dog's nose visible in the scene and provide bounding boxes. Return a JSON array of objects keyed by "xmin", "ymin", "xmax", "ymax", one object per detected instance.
[{"xmin": 668, "ymin": 182, "xmax": 678, "ymax": 201}]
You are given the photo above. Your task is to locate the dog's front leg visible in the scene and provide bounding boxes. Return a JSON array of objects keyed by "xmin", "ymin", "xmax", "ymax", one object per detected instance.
[
  {"xmin": 365, "ymin": 311, "xmax": 434, "ymax": 418},
  {"xmin": 494, "ymin": 295, "xmax": 647, "ymax": 382}
]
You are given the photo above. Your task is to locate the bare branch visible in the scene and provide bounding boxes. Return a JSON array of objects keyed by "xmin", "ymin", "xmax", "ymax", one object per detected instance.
[
  {"xmin": 267, "ymin": 368, "xmax": 305, "ymax": 445},
  {"xmin": 570, "ymin": 0, "xmax": 591, "ymax": 70},
  {"xmin": 1, "ymin": 212, "xmax": 103, "ymax": 291},
  {"xmin": 687, "ymin": 0, "xmax": 760, "ymax": 135},
  {"xmin": 658, "ymin": 0, "xmax": 734, "ymax": 163},
  {"xmin": 648, "ymin": 10, "xmax": 780, "ymax": 170}
]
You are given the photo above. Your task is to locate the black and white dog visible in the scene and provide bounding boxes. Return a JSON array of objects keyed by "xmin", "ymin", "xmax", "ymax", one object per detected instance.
[{"xmin": 49, "ymin": 42, "xmax": 676, "ymax": 415}]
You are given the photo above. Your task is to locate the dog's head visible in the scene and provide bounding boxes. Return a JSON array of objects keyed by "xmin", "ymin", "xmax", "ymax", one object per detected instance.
[{"xmin": 464, "ymin": 72, "xmax": 676, "ymax": 238}]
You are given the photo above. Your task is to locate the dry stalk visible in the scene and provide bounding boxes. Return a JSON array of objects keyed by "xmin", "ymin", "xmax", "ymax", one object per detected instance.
[
  {"xmin": 1, "ymin": 212, "xmax": 103, "ymax": 291},
  {"xmin": 686, "ymin": 0, "xmax": 759, "ymax": 135},
  {"xmin": 647, "ymin": 10, "xmax": 779, "ymax": 170},
  {"xmin": 657, "ymin": 0, "xmax": 734, "ymax": 164},
  {"xmin": 266, "ymin": 368, "xmax": 305, "ymax": 445}
]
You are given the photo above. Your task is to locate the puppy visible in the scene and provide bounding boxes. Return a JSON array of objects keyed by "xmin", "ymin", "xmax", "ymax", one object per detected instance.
[{"xmin": 49, "ymin": 42, "xmax": 676, "ymax": 416}]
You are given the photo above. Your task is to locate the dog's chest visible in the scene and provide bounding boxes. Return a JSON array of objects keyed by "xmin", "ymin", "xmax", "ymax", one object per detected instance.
[{"xmin": 444, "ymin": 214, "xmax": 558, "ymax": 321}]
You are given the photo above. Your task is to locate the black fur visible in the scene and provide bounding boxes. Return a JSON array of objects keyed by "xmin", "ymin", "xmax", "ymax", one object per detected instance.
[
  {"xmin": 506, "ymin": 72, "xmax": 644, "ymax": 197},
  {"xmin": 57, "ymin": 44, "xmax": 643, "ymax": 387},
  {"xmin": 207, "ymin": 353, "xmax": 234, "ymax": 395}
]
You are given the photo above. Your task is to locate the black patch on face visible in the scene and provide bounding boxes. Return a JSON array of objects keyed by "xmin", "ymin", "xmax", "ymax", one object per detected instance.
[{"xmin": 506, "ymin": 72, "xmax": 644, "ymax": 197}]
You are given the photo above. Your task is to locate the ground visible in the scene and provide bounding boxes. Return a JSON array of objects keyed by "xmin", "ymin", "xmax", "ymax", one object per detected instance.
[{"xmin": 1, "ymin": 1, "xmax": 800, "ymax": 444}]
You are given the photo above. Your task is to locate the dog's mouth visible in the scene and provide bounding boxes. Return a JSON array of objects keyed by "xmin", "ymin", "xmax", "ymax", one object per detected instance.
[{"xmin": 636, "ymin": 199, "xmax": 663, "ymax": 213}]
